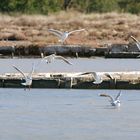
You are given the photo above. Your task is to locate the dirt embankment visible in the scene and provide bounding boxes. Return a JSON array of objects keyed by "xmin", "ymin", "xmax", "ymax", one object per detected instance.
[{"xmin": 0, "ymin": 11, "xmax": 140, "ymax": 49}]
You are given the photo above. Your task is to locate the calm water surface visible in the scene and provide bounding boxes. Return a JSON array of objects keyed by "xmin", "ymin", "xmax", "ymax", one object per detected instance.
[
  {"xmin": 0, "ymin": 57, "xmax": 140, "ymax": 73},
  {"xmin": 0, "ymin": 58, "xmax": 140, "ymax": 140},
  {"xmin": 0, "ymin": 89, "xmax": 140, "ymax": 140}
]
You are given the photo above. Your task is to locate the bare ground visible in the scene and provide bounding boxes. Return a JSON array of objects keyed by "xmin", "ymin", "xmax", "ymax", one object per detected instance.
[{"xmin": 0, "ymin": 11, "xmax": 140, "ymax": 48}]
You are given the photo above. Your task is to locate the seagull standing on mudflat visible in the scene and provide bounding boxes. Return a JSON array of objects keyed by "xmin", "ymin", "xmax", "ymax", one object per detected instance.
[
  {"xmin": 41, "ymin": 53, "xmax": 72, "ymax": 65},
  {"xmin": 48, "ymin": 28, "xmax": 85, "ymax": 44},
  {"xmin": 100, "ymin": 90, "xmax": 121, "ymax": 107},
  {"xmin": 13, "ymin": 63, "xmax": 35, "ymax": 90}
]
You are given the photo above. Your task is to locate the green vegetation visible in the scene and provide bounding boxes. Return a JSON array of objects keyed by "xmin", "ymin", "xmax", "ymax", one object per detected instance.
[{"xmin": 0, "ymin": 0, "xmax": 140, "ymax": 14}]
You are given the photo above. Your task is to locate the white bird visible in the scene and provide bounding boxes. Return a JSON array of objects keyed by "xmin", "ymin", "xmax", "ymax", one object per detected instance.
[
  {"xmin": 13, "ymin": 64, "xmax": 35, "ymax": 90},
  {"xmin": 41, "ymin": 53, "xmax": 72, "ymax": 65},
  {"xmin": 48, "ymin": 28, "xmax": 85, "ymax": 44},
  {"xmin": 100, "ymin": 90, "xmax": 121, "ymax": 107},
  {"xmin": 79, "ymin": 72, "xmax": 102, "ymax": 84}
]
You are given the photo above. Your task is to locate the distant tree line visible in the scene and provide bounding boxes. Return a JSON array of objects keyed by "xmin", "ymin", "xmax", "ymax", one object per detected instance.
[{"xmin": 0, "ymin": 0, "xmax": 140, "ymax": 15}]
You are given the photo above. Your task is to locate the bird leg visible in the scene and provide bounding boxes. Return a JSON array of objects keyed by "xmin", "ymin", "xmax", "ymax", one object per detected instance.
[
  {"xmin": 63, "ymin": 40, "xmax": 68, "ymax": 45},
  {"xmin": 96, "ymin": 84, "xmax": 100, "ymax": 89},
  {"xmin": 24, "ymin": 87, "xmax": 26, "ymax": 91},
  {"xmin": 29, "ymin": 85, "xmax": 31, "ymax": 90}
]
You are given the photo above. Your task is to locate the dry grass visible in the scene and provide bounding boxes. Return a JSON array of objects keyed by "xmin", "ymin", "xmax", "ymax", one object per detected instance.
[{"xmin": 0, "ymin": 11, "xmax": 140, "ymax": 47}]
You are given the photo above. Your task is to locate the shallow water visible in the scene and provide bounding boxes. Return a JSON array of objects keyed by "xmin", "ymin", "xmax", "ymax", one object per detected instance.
[
  {"xmin": 0, "ymin": 58, "xmax": 140, "ymax": 139},
  {"xmin": 0, "ymin": 57, "xmax": 140, "ymax": 73},
  {"xmin": 0, "ymin": 89, "xmax": 140, "ymax": 140}
]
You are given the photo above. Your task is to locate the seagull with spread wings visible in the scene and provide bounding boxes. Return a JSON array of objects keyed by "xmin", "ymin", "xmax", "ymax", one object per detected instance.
[
  {"xmin": 48, "ymin": 28, "xmax": 85, "ymax": 44},
  {"xmin": 13, "ymin": 63, "xmax": 35, "ymax": 90},
  {"xmin": 41, "ymin": 53, "xmax": 72, "ymax": 65},
  {"xmin": 100, "ymin": 90, "xmax": 121, "ymax": 107}
]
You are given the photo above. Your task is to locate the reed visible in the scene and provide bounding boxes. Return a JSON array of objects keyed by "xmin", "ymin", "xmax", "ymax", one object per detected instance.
[{"xmin": 0, "ymin": 12, "xmax": 140, "ymax": 47}]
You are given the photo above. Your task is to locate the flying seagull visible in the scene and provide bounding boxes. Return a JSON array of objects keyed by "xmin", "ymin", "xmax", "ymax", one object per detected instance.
[
  {"xmin": 41, "ymin": 53, "xmax": 72, "ymax": 65},
  {"xmin": 79, "ymin": 72, "xmax": 102, "ymax": 84},
  {"xmin": 13, "ymin": 64, "xmax": 35, "ymax": 90},
  {"xmin": 48, "ymin": 28, "xmax": 85, "ymax": 44},
  {"xmin": 100, "ymin": 90, "xmax": 121, "ymax": 107}
]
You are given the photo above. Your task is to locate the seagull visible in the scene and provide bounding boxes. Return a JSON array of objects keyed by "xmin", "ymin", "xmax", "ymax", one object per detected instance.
[
  {"xmin": 48, "ymin": 28, "xmax": 85, "ymax": 44},
  {"xmin": 100, "ymin": 90, "xmax": 121, "ymax": 107},
  {"xmin": 13, "ymin": 63, "xmax": 35, "ymax": 90},
  {"xmin": 41, "ymin": 53, "xmax": 72, "ymax": 65},
  {"xmin": 79, "ymin": 72, "xmax": 102, "ymax": 84}
]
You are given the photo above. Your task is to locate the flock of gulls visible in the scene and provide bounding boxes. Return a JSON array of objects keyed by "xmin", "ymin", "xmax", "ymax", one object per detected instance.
[
  {"xmin": 12, "ymin": 28, "xmax": 85, "ymax": 90},
  {"xmin": 12, "ymin": 53, "xmax": 72, "ymax": 90},
  {"xmin": 11, "ymin": 28, "xmax": 122, "ymax": 108},
  {"xmin": 12, "ymin": 53, "xmax": 122, "ymax": 107}
]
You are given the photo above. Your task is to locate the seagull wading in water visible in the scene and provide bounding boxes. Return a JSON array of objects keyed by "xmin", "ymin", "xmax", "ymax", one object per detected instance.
[
  {"xmin": 48, "ymin": 28, "xmax": 85, "ymax": 44},
  {"xmin": 100, "ymin": 90, "xmax": 121, "ymax": 107},
  {"xmin": 13, "ymin": 64, "xmax": 35, "ymax": 90},
  {"xmin": 41, "ymin": 53, "xmax": 72, "ymax": 65}
]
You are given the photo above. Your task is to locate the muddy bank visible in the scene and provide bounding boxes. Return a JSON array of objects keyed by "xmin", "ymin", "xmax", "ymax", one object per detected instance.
[
  {"xmin": 0, "ymin": 40, "xmax": 140, "ymax": 58},
  {"xmin": 1, "ymin": 71, "xmax": 140, "ymax": 89}
]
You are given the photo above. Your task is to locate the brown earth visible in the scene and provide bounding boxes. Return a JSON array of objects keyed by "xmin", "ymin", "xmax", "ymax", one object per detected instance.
[{"xmin": 0, "ymin": 11, "xmax": 140, "ymax": 48}]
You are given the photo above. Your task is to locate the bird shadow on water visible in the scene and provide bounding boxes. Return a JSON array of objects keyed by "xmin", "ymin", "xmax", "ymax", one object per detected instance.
[
  {"xmin": 64, "ymin": 103, "xmax": 73, "ymax": 106},
  {"xmin": 96, "ymin": 105, "xmax": 121, "ymax": 110}
]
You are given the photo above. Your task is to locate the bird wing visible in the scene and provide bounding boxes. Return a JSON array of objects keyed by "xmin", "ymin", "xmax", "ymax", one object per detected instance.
[
  {"xmin": 91, "ymin": 72, "xmax": 102, "ymax": 84},
  {"xmin": 115, "ymin": 90, "xmax": 121, "ymax": 100},
  {"xmin": 68, "ymin": 29, "xmax": 85, "ymax": 35},
  {"xmin": 136, "ymin": 42, "xmax": 140, "ymax": 51},
  {"xmin": 78, "ymin": 72, "xmax": 93, "ymax": 75},
  {"xmin": 130, "ymin": 36, "xmax": 140, "ymax": 51},
  {"xmin": 34, "ymin": 53, "xmax": 44, "ymax": 68},
  {"xmin": 130, "ymin": 35, "xmax": 139, "ymax": 43},
  {"xmin": 48, "ymin": 29, "xmax": 63, "ymax": 38},
  {"xmin": 28, "ymin": 63, "xmax": 35, "ymax": 78},
  {"xmin": 92, "ymin": 72, "xmax": 99, "ymax": 80},
  {"xmin": 100, "ymin": 94, "xmax": 114, "ymax": 102},
  {"xmin": 40, "ymin": 52, "xmax": 44, "ymax": 58},
  {"xmin": 13, "ymin": 65, "xmax": 26, "ymax": 79},
  {"xmin": 78, "ymin": 72, "xmax": 97, "ymax": 78},
  {"xmin": 104, "ymin": 73, "xmax": 114, "ymax": 80},
  {"xmin": 78, "ymin": 72, "xmax": 102, "ymax": 83},
  {"xmin": 54, "ymin": 55, "xmax": 72, "ymax": 65}
]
